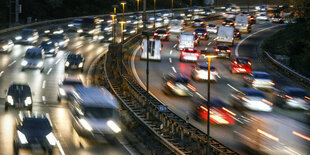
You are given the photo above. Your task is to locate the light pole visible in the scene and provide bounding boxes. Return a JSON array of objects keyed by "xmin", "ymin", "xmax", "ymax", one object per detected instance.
[
  {"xmin": 110, "ymin": 13, "xmax": 117, "ymax": 45},
  {"xmin": 142, "ymin": 31, "xmax": 154, "ymax": 106},
  {"xmin": 137, "ymin": 0, "xmax": 140, "ymax": 11},
  {"xmin": 190, "ymin": 0, "xmax": 192, "ymax": 7},
  {"xmin": 153, "ymin": 0, "xmax": 156, "ymax": 28},
  {"xmin": 200, "ymin": 50, "xmax": 217, "ymax": 155},
  {"xmin": 171, "ymin": 0, "xmax": 173, "ymax": 9},
  {"xmin": 112, "ymin": 4, "xmax": 118, "ymax": 14},
  {"xmin": 119, "ymin": 19, "xmax": 126, "ymax": 85},
  {"xmin": 120, "ymin": 1, "xmax": 127, "ymax": 18}
]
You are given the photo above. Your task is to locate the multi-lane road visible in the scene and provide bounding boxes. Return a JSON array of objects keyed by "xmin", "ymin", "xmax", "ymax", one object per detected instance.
[{"xmin": 131, "ymin": 20, "xmax": 310, "ymax": 154}]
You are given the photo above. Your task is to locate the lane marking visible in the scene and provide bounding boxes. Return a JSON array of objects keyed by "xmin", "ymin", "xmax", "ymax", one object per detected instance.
[
  {"xmin": 42, "ymin": 96, "xmax": 46, "ymax": 104},
  {"xmin": 235, "ymin": 25, "xmax": 279, "ymax": 57},
  {"xmin": 170, "ymin": 50, "xmax": 173, "ymax": 55},
  {"xmin": 208, "ymin": 42, "xmax": 212, "ymax": 46},
  {"xmin": 216, "ymin": 74, "xmax": 221, "ymax": 79},
  {"xmin": 172, "ymin": 66, "xmax": 177, "ymax": 73},
  {"xmin": 42, "ymin": 80, "xmax": 46, "ymax": 89},
  {"xmin": 56, "ymin": 140, "xmax": 66, "ymax": 155},
  {"xmin": 173, "ymin": 44, "xmax": 177, "ymax": 48},
  {"xmin": 227, "ymin": 84, "xmax": 239, "ymax": 92},
  {"xmin": 55, "ymin": 59, "xmax": 61, "ymax": 65},
  {"xmin": 0, "ymin": 71, "xmax": 4, "ymax": 77},
  {"xmin": 8, "ymin": 60, "xmax": 16, "ymax": 67},
  {"xmin": 169, "ymin": 58, "xmax": 172, "ymax": 63},
  {"xmin": 47, "ymin": 68, "xmax": 52, "ymax": 75}
]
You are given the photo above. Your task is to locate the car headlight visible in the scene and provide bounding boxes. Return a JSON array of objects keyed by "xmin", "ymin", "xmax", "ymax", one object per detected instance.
[
  {"xmin": 77, "ymin": 29, "xmax": 83, "ymax": 33},
  {"xmin": 49, "ymin": 49, "xmax": 55, "ymax": 53},
  {"xmin": 27, "ymin": 37, "xmax": 34, "ymax": 41},
  {"xmin": 59, "ymin": 41, "xmax": 65, "ymax": 46},
  {"xmin": 79, "ymin": 118, "xmax": 93, "ymax": 131},
  {"xmin": 88, "ymin": 29, "xmax": 95, "ymax": 34},
  {"xmin": 78, "ymin": 62, "xmax": 83, "ymax": 68},
  {"xmin": 37, "ymin": 61, "xmax": 43, "ymax": 67},
  {"xmin": 21, "ymin": 60, "xmax": 28, "ymax": 66},
  {"xmin": 46, "ymin": 132, "xmax": 57, "ymax": 146},
  {"xmin": 107, "ymin": 120, "xmax": 121, "ymax": 133},
  {"xmin": 59, "ymin": 88, "xmax": 66, "ymax": 96},
  {"xmin": 24, "ymin": 97, "xmax": 32, "ymax": 106},
  {"xmin": 7, "ymin": 95, "xmax": 14, "ymax": 105},
  {"xmin": 68, "ymin": 24, "xmax": 74, "ymax": 27},
  {"xmin": 44, "ymin": 30, "xmax": 50, "ymax": 34},
  {"xmin": 17, "ymin": 130, "xmax": 28, "ymax": 144},
  {"xmin": 65, "ymin": 61, "xmax": 70, "ymax": 67},
  {"xmin": 2, "ymin": 45, "xmax": 9, "ymax": 50},
  {"xmin": 123, "ymin": 29, "xmax": 127, "ymax": 32},
  {"xmin": 130, "ymin": 30, "xmax": 135, "ymax": 34},
  {"xmin": 15, "ymin": 36, "xmax": 22, "ymax": 40}
]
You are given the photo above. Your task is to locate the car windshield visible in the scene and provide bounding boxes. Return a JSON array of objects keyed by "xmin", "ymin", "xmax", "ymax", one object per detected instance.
[
  {"xmin": 67, "ymin": 54, "xmax": 82, "ymax": 61},
  {"xmin": 180, "ymin": 35, "xmax": 193, "ymax": 41},
  {"xmin": 253, "ymin": 73, "xmax": 270, "ymax": 79},
  {"xmin": 208, "ymin": 24, "xmax": 216, "ymax": 27},
  {"xmin": 22, "ymin": 118, "xmax": 51, "ymax": 131},
  {"xmin": 194, "ymin": 19, "xmax": 202, "ymax": 22},
  {"xmin": 198, "ymin": 65, "xmax": 216, "ymax": 71},
  {"xmin": 287, "ymin": 90, "xmax": 307, "ymax": 98},
  {"xmin": 63, "ymin": 80, "xmax": 83, "ymax": 85},
  {"xmin": 218, "ymin": 46, "xmax": 229, "ymax": 50},
  {"xmin": 41, "ymin": 41, "xmax": 53, "ymax": 46},
  {"xmin": 174, "ymin": 77, "xmax": 189, "ymax": 83},
  {"xmin": 195, "ymin": 28, "xmax": 206, "ymax": 32},
  {"xmin": 21, "ymin": 30, "xmax": 33, "ymax": 36},
  {"xmin": 25, "ymin": 51, "xmax": 42, "ymax": 59},
  {"xmin": 245, "ymin": 91, "xmax": 265, "ymax": 97},
  {"xmin": 84, "ymin": 107, "xmax": 114, "ymax": 119},
  {"xmin": 237, "ymin": 59, "xmax": 249, "ymax": 64},
  {"xmin": 8, "ymin": 84, "xmax": 30, "ymax": 94}
]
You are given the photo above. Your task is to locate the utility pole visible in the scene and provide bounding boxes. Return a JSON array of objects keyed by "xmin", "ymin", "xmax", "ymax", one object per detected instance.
[
  {"xmin": 9, "ymin": 0, "xmax": 12, "ymax": 27},
  {"xmin": 143, "ymin": 0, "xmax": 146, "ymax": 29},
  {"xmin": 15, "ymin": 0, "xmax": 19, "ymax": 25}
]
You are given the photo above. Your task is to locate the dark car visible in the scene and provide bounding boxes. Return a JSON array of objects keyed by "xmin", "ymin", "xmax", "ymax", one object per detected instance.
[
  {"xmin": 14, "ymin": 29, "xmax": 39, "ymax": 45},
  {"xmin": 271, "ymin": 15, "xmax": 284, "ymax": 23},
  {"xmin": 248, "ymin": 15, "xmax": 256, "ymax": 24},
  {"xmin": 193, "ymin": 28, "xmax": 209, "ymax": 40},
  {"xmin": 14, "ymin": 114, "xmax": 56, "ymax": 154},
  {"xmin": 154, "ymin": 29, "xmax": 169, "ymax": 40},
  {"xmin": 49, "ymin": 34, "xmax": 69, "ymax": 48},
  {"xmin": 214, "ymin": 45, "xmax": 231, "ymax": 58},
  {"xmin": 192, "ymin": 19, "xmax": 205, "ymax": 27},
  {"xmin": 162, "ymin": 73, "xmax": 196, "ymax": 96},
  {"xmin": 44, "ymin": 25, "xmax": 64, "ymax": 35},
  {"xmin": 39, "ymin": 40, "xmax": 59, "ymax": 57},
  {"xmin": 234, "ymin": 28, "xmax": 241, "ymax": 39},
  {"xmin": 0, "ymin": 38, "xmax": 14, "ymax": 53},
  {"xmin": 273, "ymin": 87, "xmax": 310, "ymax": 109},
  {"xmin": 222, "ymin": 19, "xmax": 235, "ymax": 27},
  {"xmin": 5, "ymin": 83, "xmax": 33, "ymax": 111},
  {"xmin": 65, "ymin": 53, "xmax": 85, "ymax": 71}
]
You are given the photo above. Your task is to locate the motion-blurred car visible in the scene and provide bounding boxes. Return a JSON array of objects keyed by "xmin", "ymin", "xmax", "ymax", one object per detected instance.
[
  {"xmin": 58, "ymin": 76, "xmax": 83, "ymax": 102},
  {"xmin": 222, "ymin": 12, "xmax": 237, "ymax": 19},
  {"xmin": 0, "ymin": 38, "xmax": 14, "ymax": 53},
  {"xmin": 14, "ymin": 29, "xmax": 39, "ymax": 45},
  {"xmin": 14, "ymin": 113, "xmax": 56, "ymax": 154},
  {"xmin": 160, "ymin": 9, "xmax": 173, "ymax": 18},
  {"xmin": 5, "ymin": 83, "xmax": 32, "ymax": 111},
  {"xmin": 231, "ymin": 57, "xmax": 252, "ymax": 73},
  {"xmin": 154, "ymin": 29, "xmax": 169, "ymax": 41},
  {"xmin": 66, "ymin": 27, "xmax": 83, "ymax": 34},
  {"xmin": 231, "ymin": 88, "xmax": 273, "ymax": 112},
  {"xmin": 193, "ymin": 28, "xmax": 209, "ymax": 40},
  {"xmin": 68, "ymin": 19, "xmax": 83, "ymax": 27},
  {"xmin": 206, "ymin": 23, "xmax": 218, "ymax": 34},
  {"xmin": 21, "ymin": 48, "xmax": 45, "ymax": 72},
  {"xmin": 244, "ymin": 71, "xmax": 275, "ymax": 89},
  {"xmin": 255, "ymin": 5, "xmax": 269, "ymax": 11},
  {"xmin": 124, "ymin": 25, "xmax": 137, "ymax": 35},
  {"xmin": 162, "ymin": 73, "xmax": 196, "ymax": 96},
  {"xmin": 49, "ymin": 34, "xmax": 69, "ymax": 48},
  {"xmin": 44, "ymin": 25, "xmax": 64, "ymax": 35},
  {"xmin": 256, "ymin": 13, "xmax": 269, "ymax": 21},
  {"xmin": 273, "ymin": 87, "xmax": 310, "ymax": 110},
  {"xmin": 39, "ymin": 40, "xmax": 59, "ymax": 57},
  {"xmin": 179, "ymin": 48, "xmax": 200, "ymax": 62},
  {"xmin": 248, "ymin": 15, "xmax": 256, "ymax": 24},
  {"xmin": 168, "ymin": 20, "xmax": 184, "ymax": 33},
  {"xmin": 192, "ymin": 96, "xmax": 236, "ymax": 125},
  {"xmin": 233, "ymin": 28, "xmax": 241, "ymax": 39},
  {"xmin": 271, "ymin": 15, "xmax": 284, "ymax": 23},
  {"xmin": 214, "ymin": 45, "xmax": 231, "ymax": 58},
  {"xmin": 65, "ymin": 53, "xmax": 85, "ymax": 71},
  {"xmin": 192, "ymin": 18, "xmax": 205, "ymax": 27},
  {"xmin": 101, "ymin": 23, "xmax": 112, "ymax": 33},
  {"xmin": 222, "ymin": 19, "xmax": 235, "ymax": 27},
  {"xmin": 201, "ymin": 8, "xmax": 216, "ymax": 16},
  {"xmin": 226, "ymin": 6, "xmax": 240, "ymax": 12},
  {"xmin": 191, "ymin": 62, "xmax": 218, "ymax": 81}
]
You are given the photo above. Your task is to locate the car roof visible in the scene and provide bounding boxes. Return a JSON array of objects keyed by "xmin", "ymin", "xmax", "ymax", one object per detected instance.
[
  {"xmin": 252, "ymin": 71, "xmax": 269, "ymax": 75},
  {"xmin": 26, "ymin": 48, "xmax": 43, "ymax": 53},
  {"xmin": 197, "ymin": 62, "xmax": 215, "ymax": 68},
  {"xmin": 282, "ymin": 87, "xmax": 305, "ymax": 92},
  {"xmin": 168, "ymin": 73, "xmax": 189, "ymax": 80},
  {"xmin": 195, "ymin": 28, "xmax": 206, "ymax": 31},
  {"xmin": 240, "ymin": 88, "xmax": 264, "ymax": 95},
  {"xmin": 22, "ymin": 29, "xmax": 36, "ymax": 32},
  {"xmin": 217, "ymin": 45, "xmax": 229, "ymax": 48}
]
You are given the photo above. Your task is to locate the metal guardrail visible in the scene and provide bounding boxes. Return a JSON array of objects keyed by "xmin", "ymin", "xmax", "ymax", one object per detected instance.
[{"xmin": 263, "ymin": 51, "xmax": 310, "ymax": 87}]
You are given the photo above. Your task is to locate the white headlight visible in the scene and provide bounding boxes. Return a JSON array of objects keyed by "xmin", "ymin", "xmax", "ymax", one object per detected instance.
[
  {"xmin": 68, "ymin": 24, "xmax": 74, "ymax": 27},
  {"xmin": 44, "ymin": 30, "xmax": 50, "ymax": 34},
  {"xmin": 79, "ymin": 118, "xmax": 93, "ymax": 131},
  {"xmin": 17, "ymin": 130, "xmax": 28, "ymax": 144},
  {"xmin": 78, "ymin": 62, "xmax": 83, "ymax": 68},
  {"xmin": 21, "ymin": 60, "xmax": 28, "ymax": 66},
  {"xmin": 77, "ymin": 29, "xmax": 83, "ymax": 33},
  {"xmin": 88, "ymin": 29, "xmax": 95, "ymax": 34},
  {"xmin": 27, "ymin": 37, "xmax": 34, "ymax": 41},
  {"xmin": 2, "ymin": 45, "xmax": 9, "ymax": 50},
  {"xmin": 15, "ymin": 36, "xmax": 22, "ymax": 40},
  {"xmin": 59, "ymin": 88, "xmax": 66, "ymax": 96},
  {"xmin": 25, "ymin": 97, "xmax": 32, "ymax": 106},
  {"xmin": 49, "ymin": 49, "xmax": 55, "ymax": 53},
  {"xmin": 107, "ymin": 120, "xmax": 121, "ymax": 133},
  {"xmin": 37, "ymin": 61, "xmax": 43, "ymax": 67},
  {"xmin": 65, "ymin": 61, "xmax": 70, "ymax": 67},
  {"xmin": 46, "ymin": 132, "xmax": 57, "ymax": 145},
  {"xmin": 7, "ymin": 95, "xmax": 14, "ymax": 105}
]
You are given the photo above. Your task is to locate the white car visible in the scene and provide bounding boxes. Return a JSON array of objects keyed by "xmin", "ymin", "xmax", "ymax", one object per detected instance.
[
  {"xmin": 58, "ymin": 77, "xmax": 83, "ymax": 101},
  {"xmin": 256, "ymin": 13, "xmax": 269, "ymax": 21},
  {"xmin": 21, "ymin": 48, "xmax": 45, "ymax": 72},
  {"xmin": 206, "ymin": 23, "xmax": 218, "ymax": 34},
  {"xmin": 244, "ymin": 71, "xmax": 275, "ymax": 89},
  {"xmin": 191, "ymin": 62, "xmax": 218, "ymax": 81}
]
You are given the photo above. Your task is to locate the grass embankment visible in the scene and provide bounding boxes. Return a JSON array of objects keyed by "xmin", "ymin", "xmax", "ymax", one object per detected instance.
[{"xmin": 262, "ymin": 22, "xmax": 310, "ymax": 77}]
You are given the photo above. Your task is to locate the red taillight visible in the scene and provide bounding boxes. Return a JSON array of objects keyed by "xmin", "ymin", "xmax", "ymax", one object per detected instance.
[{"xmin": 187, "ymin": 83, "xmax": 196, "ymax": 91}]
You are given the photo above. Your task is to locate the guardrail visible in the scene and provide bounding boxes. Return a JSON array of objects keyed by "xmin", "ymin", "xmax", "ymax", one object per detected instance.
[{"xmin": 263, "ymin": 51, "xmax": 310, "ymax": 87}]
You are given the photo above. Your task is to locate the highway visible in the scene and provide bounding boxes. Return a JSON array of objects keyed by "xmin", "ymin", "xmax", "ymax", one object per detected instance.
[{"xmin": 131, "ymin": 20, "xmax": 310, "ymax": 154}]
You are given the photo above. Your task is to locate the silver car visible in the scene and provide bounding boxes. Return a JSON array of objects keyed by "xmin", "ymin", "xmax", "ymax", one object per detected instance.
[
  {"xmin": 244, "ymin": 71, "xmax": 275, "ymax": 90},
  {"xmin": 21, "ymin": 48, "xmax": 45, "ymax": 72}
]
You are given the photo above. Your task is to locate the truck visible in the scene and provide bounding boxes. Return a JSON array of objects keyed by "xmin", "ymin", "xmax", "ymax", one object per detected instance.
[
  {"xmin": 216, "ymin": 26, "xmax": 234, "ymax": 46},
  {"xmin": 178, "ymin": 33, "xmax": 197, "ymax": 49},
  {"xmin": 235, "ymin": 15, "xmax": 252, "ymax": 33},
  {"xmin": 140, "ymin": 39, "xmax": 162, "ymax": 61},
  {"xmin": 168, "ymin": 20, "xmax": 184, "ymax": 33}
]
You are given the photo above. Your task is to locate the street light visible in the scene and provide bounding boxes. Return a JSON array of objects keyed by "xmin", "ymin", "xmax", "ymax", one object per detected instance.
[
  {"xmin": 190, "ymin": 0, "xmax": 192, "ymax": 7},
  {"xmin": 200, "ymin": 50, "xmax": 217, "ymax": 155},
  {"xmin": 110, "ymin": 13, "xmax": 117, "ymax": 44},
  {"xmin": 137, "ymin": 0, "xmax": 140, "ymax": 11},
  {"xmin": 120, "ymin": 1, "xmax": 127, "ymax": 18},
  {"xmin": 142, "ymin": 31, "xmax": 154, "ymax": 106},
  {"xmin": 112, "ymin": 5, "xmax": 118, "ymax": 14},
  {"xmin": 171, "ymin": 0, "xmax": 173, "ymax": 9},
  {"xmin": 153, "ymin": 0, "xmax": 156, "ymax": 28},
  {"xmin": 119, "ymin": 19, "xmax": 126, "ymax": 86}
]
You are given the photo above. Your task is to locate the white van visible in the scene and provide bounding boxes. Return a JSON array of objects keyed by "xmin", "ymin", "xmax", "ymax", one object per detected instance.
[
  {"xmin": 140, "ymin": 39, "xmax": 161, "ymax": 61},
  {"xmin": 178, "ymin": 33, "xmax": 195, "ymax": 49}
]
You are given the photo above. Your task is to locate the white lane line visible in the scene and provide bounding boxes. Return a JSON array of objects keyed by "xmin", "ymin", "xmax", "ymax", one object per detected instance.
[
  {"xmin": 47, "ymin": 68, "xmax": 52, "ymax": 75},
  {"xmin": 227, "ymin": 84, "xmax": 239, "ymax": 92},
  {"xmin": 76, "ymin": 44, "xmax": 83, "ymax": 49},
  {"xmin": 170, "ymin": 50, "xmax": 173, "ymax": 55},
  {"xmin": 173, "ymin": 44, "xmax": 177, "ymax": 48},
  {"xmin": 55, "ymin": 58, "xmax": 61, "ymax": 65},
  {"xmin": 169, "ymin": 58, "xmax": 172, "ymax": 63},
  {"xmin": 235, "ymin": 25, "xmax": 279, "ymax": 57},
  {"xmin": 42, "ymin": 96, "xmax": 46, "ymax": 103},
  {"xmin": 56, "ymin": 140, "xmax": 66, "ymax": 155},
  {"xmin": 0, "ymin": 71, "xmax": 4, "ymax": 77},
  {"xmin": 8, "ymin": 60, "xmax": 16, "ymax": 67},
  {"xmin": 216, "ymin": 74, "xmax": 221, "ymax": 79},
  {"xmin": 42, "ymin": 80, "xmax": 46, "ymax": 89},
  {"xmin": 172, "ymin": 66, "xmax": 177, "ymax": 73},
  {"xmin": 208, "ymin": 42, "xmax": 212, "ymax": 46}
]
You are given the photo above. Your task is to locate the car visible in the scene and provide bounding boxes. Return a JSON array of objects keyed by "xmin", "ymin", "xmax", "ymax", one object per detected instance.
[
  {"xmin": 49, "ymin": 34, "xmax": 69, "ymax": 48},
  {"xmin": 222, "ymin": 19, "xmax": 235, "ymax": 27},
  {"xmin": 273, "ymin": 87, "xmax": 310, "ymax": 110},
  {"xmin": 102, "ymin": 15, "xmax": 113, "ymax": 23},
  {"xmin": 168, "ymin": 19, "xmax": 184, "ymax": 33},
  {"xmin": 162, "ymin": 73, "xmax": 196, "ymax": 96},
  {"xmin": 192, "ymin": 6, "xmax": 203, "ymax": 13},
  {"xmin": 154, "ymin": 29, "xmax": 169, "ymax": 41},
  {"xmin": 14, "ymin": 113, "xmax": 56, "ymax": 155},
  {"xmin": 271, "ymin": 15, "xmax": 284, "ymax": 23},
  {"xmin": 68, "ymin": 19, "xmax": 83, "ymax": 27},
  {"xmin": 101, "ymin": 23, "xmax": 112, "ymax": 33},
  {"xmin": 214, "ymin": 45, "xmax": 231, "ymax": 58},
  {"xmin": 222, "ymin": 12, "xmax": 237, "ymax": 19},
  {"xmin": 201, "ymin": 8, "xmax": 216, "ymax": 16},
  {"xmin": 193, "ymin": 28, "xmax": 209, "ymax": 40},
  {"xmin": 5, "ymin": 83, "xmax": 33, "ymax": 111},
  {"xmin": 248, "ymin": 15, "xmax": 256, "ymax": 24},
  {"xmin": 65, "ymin": 53, "xmax": 85, "ymax": 71},
  {"xmin": 192, "ymin": 19, "xmax": 205, "ymax": 27},
  {"xmin": 66, "ymin": 26, "xmax": 83, "ymax": 34},
  {"xmin": 126, "ymin": 17, "xmax": 139, "ymax": 25},
  {"xmin": 14, "ymin": 29, "xmax": 39, "ymax": 45},
  {"xmin": 233, "ymin": 28, "xmax": 241, "ymax": 39},
  {"xmin": 39, "ymin": 40, "xmax": 59, "ymax": 57},
  {"xmin": 58, "ymin": 76, "xmax": 84, "ymax": 102},
  {"xmin": 192, "ymin": 96, "xmax": 236, "ymax": 125},
  {"xmin": 256, "ymin": 13, "xmax": 269, "ymax": 21},
  {"xmin": 179, "ymin": 48, "xmax": 200, "ymax": 62},
  {"xmin": 124, "ymin": 25, "xmax": 137, "ymax": 35},
  {"xmin": 243, "ymin": 71, "xmax": 275, "ymax": 89},
  {"xmin": 231, "ymin": 57, "xmax": 252, "ymax": 73},
  {"xmin": 21, "ymin": 48, "xmax": 45, "ymax": 72},
  {"xmin": 206, "ymin": 23, "xmax": 218, "ymax": 34},
  {"xmin": 44, "ymin": 25, "xmax": 64, "ymax": 35},
  {"xmin": 191, "ymin": 62, "xmax": 218, "ymax": 81},
  {"xmin": 226, "ymin": 6, "xmax": 240, "ymax": 12},
  {"xmin": 0, "ymin": 38, "xmax": 14, "ymax": 53},
  {"xmin": 255, "ymin": 5, "xmax": 269, "ymax": 11},
  {"xmin": 231, "ymin": 88, "xmax": 273, "ymax": 112},
  {"xmin": 160, "ymin": 9, "xmax": 173, "ymax": 18}
]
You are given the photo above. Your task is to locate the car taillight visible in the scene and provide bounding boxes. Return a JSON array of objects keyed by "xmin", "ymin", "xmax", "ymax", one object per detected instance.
[
  {"xmin": 154, "ymin": 33, "xmax": 158, "ymax": 35},
  {"xmin": 227, "ymin": 50, "xmax": 231, "ymax": 53},
  {"xmin": 187, "ymin": 83, "xmax": 196, "ymax": 91},
  {"xmin": 215, "ymin": 49, "xmax": 219, "ymax": 51},
  {"xmin": 167, "ymin": 82, "xmax": 175, "ymax": 89}
]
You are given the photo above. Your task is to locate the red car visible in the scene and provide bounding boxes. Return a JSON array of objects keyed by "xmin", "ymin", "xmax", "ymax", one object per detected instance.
[
  {"xmin": 214, "ymin": 45, "xmax": 231, "ymax": 58},
  {"xmin": 192, "ymin": 97, "xmax": 236, "ymax": 125},
  {"xmin": 248, "ymin": 15, "xmax": 256, "ymax": 24},
  {"xmin": 154, "ymin": 29, "xmax": 169, "ymax": 41},
  {"xmin": 231, "ymin": 57, "xmax": 252, "ymax": 73},
  {"xmin": 180, "ymin": 48, "xmax": 200, "ymax": 62}
]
